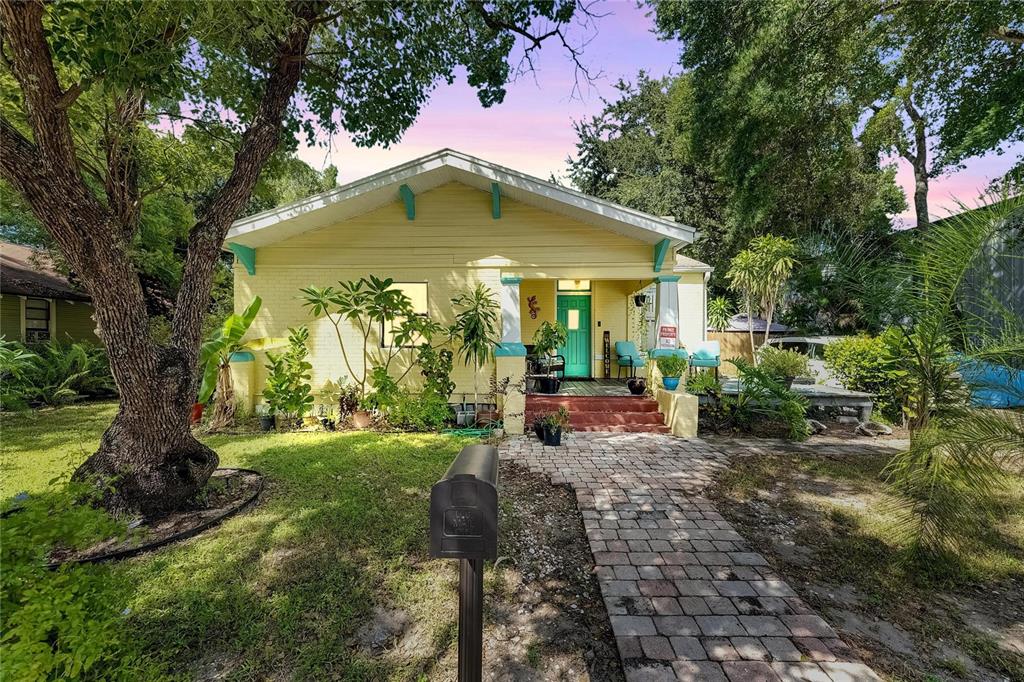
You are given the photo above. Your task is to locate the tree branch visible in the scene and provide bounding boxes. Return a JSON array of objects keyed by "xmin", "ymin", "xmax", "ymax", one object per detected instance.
[
  {"xmin": 171, "ymin": 2, "xmax": 325, "ymax": 353},
  {"xmin": 989, "ymin": 26, "xmax": 1024, "ymax": 46},
  {"xmin": 470, "ymin": 1, "xmax": 601, "ymax": 99}
]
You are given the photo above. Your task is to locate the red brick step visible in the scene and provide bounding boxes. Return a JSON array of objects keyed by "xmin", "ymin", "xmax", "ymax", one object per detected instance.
[{"xmin": 526, "ymin": 394, "xmax": 669, "ymax": 433}]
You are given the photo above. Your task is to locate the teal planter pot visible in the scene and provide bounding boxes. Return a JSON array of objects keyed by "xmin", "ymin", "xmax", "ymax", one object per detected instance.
[{"xmin": 662, "ymin": 377, "xmax": 681, "ymax": 390}]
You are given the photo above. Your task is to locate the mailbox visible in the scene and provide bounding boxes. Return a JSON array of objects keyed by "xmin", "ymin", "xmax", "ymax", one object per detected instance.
[{"xmin": 429, "ymin": 444, "xmax": 499, "ymax": 561}]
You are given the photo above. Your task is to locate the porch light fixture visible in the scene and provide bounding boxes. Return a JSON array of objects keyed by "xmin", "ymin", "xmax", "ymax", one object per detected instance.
[
  {"xmin": 557, "ymin": 279, "xmax": 591, "ymax": 291},
  {"xmin": 633, "ymin": 294, "xmax": 647, "ymax": 307}
]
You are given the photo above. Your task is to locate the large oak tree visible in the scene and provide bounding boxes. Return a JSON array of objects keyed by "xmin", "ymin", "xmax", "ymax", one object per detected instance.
[{"xmin": 0, "ymin": 0, "xmax": 585, "ymax": 515}]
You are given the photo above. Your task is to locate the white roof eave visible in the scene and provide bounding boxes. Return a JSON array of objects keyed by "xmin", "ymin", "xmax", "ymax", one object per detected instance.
[{"xmin": 225, "ymin": 149, "xmax": 696, "ymax": 248}]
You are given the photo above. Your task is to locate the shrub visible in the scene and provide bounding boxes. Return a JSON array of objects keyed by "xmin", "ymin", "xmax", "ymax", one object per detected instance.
[
  {"xmin": 1, "ymin": 486, "xmax": 156, "ymax": 680},
  {"xmin": 416, "ymin": 345, "xmax": 455, "ymax": 400},
  {"xmin": 656, "ymin": 355, "xmax": 688, "ymax": 378},
  {"xmin": 685, "ymin": 370, "xmax": 720, "ymax": 396},
  {"xmin": 263, "ymin": 327, "xmax": 314, "ymax": 419},
  {"xmin": 732, "ymin": 359, "xmax": 810, "ymax": 440},
  {"xmin": 383, "ymin": 389, "xmax": 452, "ymax": 431},
  {"xmin": 757, "ymin": 346, "xmax": 810, "ymax": 381},
  {"xmin": 824, "ymin": 330, "xmax": 914, "ymax": 423}
]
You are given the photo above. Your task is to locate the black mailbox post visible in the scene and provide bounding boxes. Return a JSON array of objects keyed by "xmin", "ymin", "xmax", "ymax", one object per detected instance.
[{"xmin": 429, "ymin": 444, "xmax": 499, "ymax": 682}]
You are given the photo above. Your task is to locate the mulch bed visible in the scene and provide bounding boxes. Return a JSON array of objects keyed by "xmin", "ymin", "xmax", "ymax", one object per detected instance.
[
  {"xmin": 431, "ymin": 460, "xmax": 624, "ymax": 681},
  {"xmin": 48, "ymin": 468, "xmax": 263, "ymax": 567}
]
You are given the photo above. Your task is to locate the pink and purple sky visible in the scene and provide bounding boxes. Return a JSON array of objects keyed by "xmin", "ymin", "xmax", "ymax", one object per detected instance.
[{"xmin": 295, "ymin": 0, "xmax": 1020, "ymax": 227}]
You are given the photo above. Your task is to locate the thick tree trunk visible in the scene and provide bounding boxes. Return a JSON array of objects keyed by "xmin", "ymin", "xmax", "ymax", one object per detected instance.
[
  {"xmin": 0, "ymin": 0, "xmax": 319, "ymax": 516},
  {"xmin": 75, "ymin": 383, "xmax": 218, "ymax": 518}
]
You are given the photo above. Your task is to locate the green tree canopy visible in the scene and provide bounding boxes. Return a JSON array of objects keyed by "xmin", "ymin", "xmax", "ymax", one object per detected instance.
[
  {"xmin": 567, "ymin": 70, "xmax": 903, "ymax": 294},
  {"xmin": 651, "ymin": 0, "xmax": 1023, "ymax": 228}
]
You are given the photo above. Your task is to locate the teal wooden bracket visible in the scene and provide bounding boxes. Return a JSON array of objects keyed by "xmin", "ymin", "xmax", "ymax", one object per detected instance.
[
  {"xmin": 399, "ymin": 184, "xmax": 415, "ymax": 220},
  {"xmin": 229, "ymin": 351, "xmax": 255, "ymax": 362},
  {"xmin": 654, "ymin": 275, "xmax": 681, "ymax": 283},
  {"xmin": 495, "ymin": 342, "xmax": 527, "ymax": 357},
  {"xmin": 500, "ymin": 276, "xmax": 522, "ymax": 285},
  {"xmin": 491, "ymin": 182, "xmax": 501, "ymax": 219},
  {"xmin": 653, "ymin": 238, "xmax": 671, "ymax": 273},
  {"xmin": 227, "ymin": 243, "xmax": 256, "ymax": 275}
]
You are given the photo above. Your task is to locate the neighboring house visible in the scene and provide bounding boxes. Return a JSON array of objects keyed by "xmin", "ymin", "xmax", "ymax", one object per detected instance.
[
  {"xmin": 708, "ymin": 314, "xmax": 792, "ymax": 376},
  {"xmin": 931, "ymin": 198, "xmax": 1023, "ymax": 330},
  {"xmin": 0, "ymin": 241, "xmax": 98, "ymax": 343},
  {"xmin": 224, "ymin": 149, "xmax": 711, "ymax": 434}
]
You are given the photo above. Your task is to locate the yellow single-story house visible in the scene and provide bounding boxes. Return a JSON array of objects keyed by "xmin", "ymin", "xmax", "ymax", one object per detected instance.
[
  {"xmin": 225, "ymin": 149, "xmax": 709, "ymax": 434},
  {"xmin": 0, "ymin": 240, "xmax": 99, "ymax": 344}
]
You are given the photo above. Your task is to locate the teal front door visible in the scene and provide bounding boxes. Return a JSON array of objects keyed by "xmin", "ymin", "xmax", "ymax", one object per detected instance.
[{"xmin": 557, "ymin": 295, "xmax": 591, "ymax": 378}]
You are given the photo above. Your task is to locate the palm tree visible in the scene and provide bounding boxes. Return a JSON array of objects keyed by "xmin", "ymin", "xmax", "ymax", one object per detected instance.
[
  {"xmin": 847, "ymin": 194, "xmax": 1023, "ymax": 564},
  {"xmin": 727, "ymin": 235, "xmax": 798, "ymax": 361},
  {"xmin": 707, "ymin": 296, "xmax": 735, "ymax": 333}
]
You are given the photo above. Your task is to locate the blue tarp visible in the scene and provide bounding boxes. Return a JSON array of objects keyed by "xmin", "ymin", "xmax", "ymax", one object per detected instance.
[{"xmin": 958, "ymin": 357, "xmax": 1024, "ymax": 408}]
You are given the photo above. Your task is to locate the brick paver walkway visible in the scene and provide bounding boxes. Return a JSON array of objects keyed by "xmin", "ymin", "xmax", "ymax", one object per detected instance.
[{"xmin": 501, "ymin": 433, "xmax": 882, "ymax": 682}]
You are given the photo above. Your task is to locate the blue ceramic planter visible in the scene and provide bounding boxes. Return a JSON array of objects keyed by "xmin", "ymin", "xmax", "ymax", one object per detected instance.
[{"xmin": 662, "ymin": 377, "xmax": 681, "ymax": 390}]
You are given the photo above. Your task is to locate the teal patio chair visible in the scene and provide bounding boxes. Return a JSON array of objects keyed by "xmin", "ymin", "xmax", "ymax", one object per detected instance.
[
  {"xmin": 615, "ymin": 341, "xmax": 646, "ymax": 378},
  {"xmin": 688, "ymin": 341, "xmax": 721, "ymax": 378}
]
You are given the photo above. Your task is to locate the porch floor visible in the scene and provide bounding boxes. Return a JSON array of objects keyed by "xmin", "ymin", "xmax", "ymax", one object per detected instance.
[{"xmin": 556, "ymin": 378, "xmax": 634, "ymax": 397}]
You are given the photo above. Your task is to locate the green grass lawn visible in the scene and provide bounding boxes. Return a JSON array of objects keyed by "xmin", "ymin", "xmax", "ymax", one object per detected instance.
[{"xmin": 1, "ymin": 402, "xmax": 472, "ymax": 680}]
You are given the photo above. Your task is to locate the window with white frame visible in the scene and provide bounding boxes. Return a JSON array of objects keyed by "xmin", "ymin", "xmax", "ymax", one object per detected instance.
[
  {"xmin": 24, "ymin": 298, "xmax": 51, "ymax": 342},
  {"xmin": 380, "ymin": 282, "xmax": 429, "ymax": 347}
]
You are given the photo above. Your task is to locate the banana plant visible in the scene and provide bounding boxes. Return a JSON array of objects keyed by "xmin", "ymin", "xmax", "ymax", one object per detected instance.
[{"xmin": 198, "ymin": 297, "xmax": 284, "ymax": 429}]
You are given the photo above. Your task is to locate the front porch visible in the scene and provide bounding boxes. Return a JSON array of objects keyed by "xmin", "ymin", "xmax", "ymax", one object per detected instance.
[
  {"xmin": 558, "ymin": 378, "xmax": 633, "ymax": 397},
  {"xmin": 495, "ymin": 271, "xmax": 704, "ymax": 437}
]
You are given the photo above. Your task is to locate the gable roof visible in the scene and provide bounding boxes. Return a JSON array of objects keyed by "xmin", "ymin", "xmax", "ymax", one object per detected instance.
[
  {"xmin": 0, "ymin": 241, "xmax": 90, "ymax": 301},
  {"xmin": 226, "ymin": 148, "xmax": 696, "ymax": 249}
]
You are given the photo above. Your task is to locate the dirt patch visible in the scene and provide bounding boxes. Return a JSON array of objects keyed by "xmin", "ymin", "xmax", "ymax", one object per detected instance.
[
  {"xmin": 48, "ymin": 468, "xmax": 263, "ymax": 565},
  {"xmin": 428, "ymin": 460, "xmax": 624, "ymax": 682},
  {"xmin": 708, "ymin": 451, "xmax": 1024, "ymax": 682}
]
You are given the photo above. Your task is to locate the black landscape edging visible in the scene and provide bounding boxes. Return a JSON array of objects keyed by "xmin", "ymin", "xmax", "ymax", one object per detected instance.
[{"xmin": 46, "ymin": 467, "xmax": 265, "ymax": 569}]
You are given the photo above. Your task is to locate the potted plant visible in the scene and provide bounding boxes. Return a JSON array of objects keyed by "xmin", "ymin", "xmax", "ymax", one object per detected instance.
[
  {"xmin": 532, "ymin": 321, "xmax": 568, "ymax": 394},
  {"xmin": 539, "ymin": 406, "xmax": 572, "ymax": 446},
  {"xmin": 627, "ymin": 376, "xmax": 647, "ymax": 395},
  {"xmin": 256, "ymin": 404, "xmax": 275, "ymax": 432},
  {"xmin": 656, "ymin": 355, "xmax": 688, "ymax": 391},
  {"xmin": 757, "ymin": 346, "xmax": 809, "ymax": 389},
  {"xmin": 352, "ymin": 396, "xmax": 374, "ymax": 429},
  {"xmin": 450, "ymin": 284, "xmax": 501, "ymax": 420}
]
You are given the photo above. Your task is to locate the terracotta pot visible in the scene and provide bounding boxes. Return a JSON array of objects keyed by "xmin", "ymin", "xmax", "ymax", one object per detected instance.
[
  {"xmin": 352, "ymin": 410, "xmax": 372, "ymax": 429},
  {"xmin": 476, "ymin": 409, "xmax": 500, "ymax": 426},
  {"xmin": 190, "ymin": 402, "xmax": 204, "ymax": 424}
]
